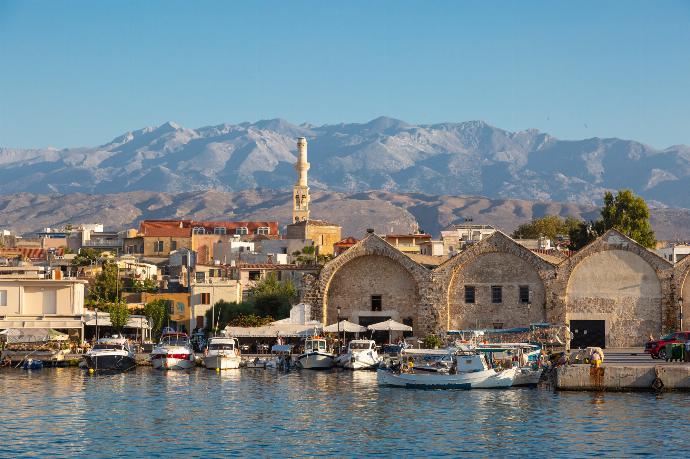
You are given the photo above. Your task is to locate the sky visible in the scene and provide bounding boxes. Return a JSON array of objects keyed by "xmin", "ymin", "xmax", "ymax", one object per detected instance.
[{"xmin": 1, "ymin": 0, "xmax": 689, "ymax": 149}]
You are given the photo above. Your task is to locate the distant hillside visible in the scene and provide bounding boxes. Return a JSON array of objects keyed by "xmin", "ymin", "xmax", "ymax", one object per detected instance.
[
  {"xmin": 1, "ymin": 117, "xmax": 690, "ymax": 209},
  {"xmin": 1, "ymin": 190, "xmax": 689, "ymax": 241}
]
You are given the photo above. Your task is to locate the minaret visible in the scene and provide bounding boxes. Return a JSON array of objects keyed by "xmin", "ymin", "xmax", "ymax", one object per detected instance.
[{"xmin": 293, "ymin": 137, "xmax": 310, "ymax": 223}]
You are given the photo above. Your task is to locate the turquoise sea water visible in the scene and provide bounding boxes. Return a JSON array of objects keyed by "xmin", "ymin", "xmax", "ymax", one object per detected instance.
[{"xmin": 1, "ymin": 367, "xmax": 689, "ymax": 458}]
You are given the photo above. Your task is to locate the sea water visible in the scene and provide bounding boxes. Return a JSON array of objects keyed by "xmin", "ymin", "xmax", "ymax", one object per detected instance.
[{"xmin": 1, "ymin": 367, "xmax": 688, "ymax": 458}]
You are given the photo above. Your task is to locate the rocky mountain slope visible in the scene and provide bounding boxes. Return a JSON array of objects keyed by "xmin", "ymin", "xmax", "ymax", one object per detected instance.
[
  {"xmin": 2, "ymin": 190, "xmax": 689, "ymax": 240},
  {"xmin": 1, "ymin": 117, "xmax": 689, "ymax": 208}
]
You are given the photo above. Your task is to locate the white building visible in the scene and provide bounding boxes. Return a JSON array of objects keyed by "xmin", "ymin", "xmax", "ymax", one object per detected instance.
[
  {"xmin": 441, "ymin": 224, "xmax": 496, "ymax": 254},
  {"xmin": 655, "ymin": 244, "xmax": 690, "ymax": 264},
  {"xmin": 0, "ymin": 278, "xmax": 88, "ymax": 339}
]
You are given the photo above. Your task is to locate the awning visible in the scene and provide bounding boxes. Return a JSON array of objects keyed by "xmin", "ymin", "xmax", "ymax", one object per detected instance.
[
  {"xmin": 323, "ymin": 320, "xmax": 367, "ymax": 333},
  {"xmin": 0, "ymin": 319, "xmax": 83, "ymax": 329},
  {"xmin": 2, "ymin": 328, "xmax": 69, "ymax": 343},
  {"xmin": 83, "ymin": 313, "xmax": 150, "ymax": 330},
  {"xmin": 223, "ymin": 324, "xmax": 320, "ymax": 338},
  {"xmin": 367, "ymin": 319, "xmax": 412, "ymax": 332}
]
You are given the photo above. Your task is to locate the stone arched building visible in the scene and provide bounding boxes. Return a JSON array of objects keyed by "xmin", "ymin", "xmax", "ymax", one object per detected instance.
[
  {"xmin": 433, "ymin": 231, "xmax": 557, "ymax": 331},
  {"xmin": 673, "ymin": 253, "xmax": 690, "ymax": 331},
  {"xmin": 301, "ymin": 234, "xmax": 436, "ymax": 336},
  {"xmin": 301, "ymin": 229, "xmax": 681, "ymax": 348}
]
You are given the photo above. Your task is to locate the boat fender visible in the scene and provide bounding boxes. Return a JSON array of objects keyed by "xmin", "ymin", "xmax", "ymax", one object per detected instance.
[{"xmin": 651, "ymin": 367, "xmax": 664, "ymax": 392}]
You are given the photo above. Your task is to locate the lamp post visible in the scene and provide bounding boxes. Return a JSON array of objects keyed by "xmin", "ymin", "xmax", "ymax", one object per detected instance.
[
  {"xmin": 95, "ymin": 307, "xmax": 99, "ymax": 341},
  {"xmin": 679, "ymin": 298, "xmax": 684, "ymax": 331},
  {"xmin": 337, "ymin": 306, "xmax": 341, "ymax": 354}
]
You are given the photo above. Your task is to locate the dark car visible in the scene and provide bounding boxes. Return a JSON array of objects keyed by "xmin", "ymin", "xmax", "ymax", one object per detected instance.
[{"xmin": 645, "ymin": 331, "xmax": 690, "ymax": 359}]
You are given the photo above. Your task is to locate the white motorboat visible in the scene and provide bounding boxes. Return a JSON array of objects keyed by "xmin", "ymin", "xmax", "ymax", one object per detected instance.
[
  {"xmin": 266, "ymin": 344, "xmax": 294, "ymax": 370},
  {"xmin": 151, "ymin": 332, "xmax": 195, "ymax": 370},
  {"xmin": 204, "ymin": 337, "xmax": 241, "ymax": 370},
  {"xmin": 336, "ymin": 340, "xmax": 381, "ymax": 370},
  {"xmin": 296, "ymin": 337, "xmax": 334, "ymax": 370},
  {"xmin": 83, "ymin": 336, "xmax": 136, "ymax": 372},
  {"xmin": 377, "ymin": 349, "xmax": 515, "ymax": 389}
]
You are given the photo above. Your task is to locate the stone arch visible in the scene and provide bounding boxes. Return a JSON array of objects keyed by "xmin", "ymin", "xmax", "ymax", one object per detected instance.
[
  {"xmin": 557, "ymin": 230, "xmax": 673, "ymax": 347},
  {"xmin": 307, "ymin": 234, "xmax": 434, "ymax": 335},
  {"xmin": 674, "ymin": 255, "xmax": 690, "ymax": 329},
  {"xmin": 434, "ymin": 231, "xmax": 557, "ymax": 331}
]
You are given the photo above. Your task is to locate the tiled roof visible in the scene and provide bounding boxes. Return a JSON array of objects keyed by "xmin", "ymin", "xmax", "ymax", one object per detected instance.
[
  {"xmin": 230, "ymin": 263, "xmax": 310, "ymax": 270},
  {"xmin": 0, "ymin": 247, "xmax": 64, "ymax": 260},
  {"xmin": 334, "ymin": 236, "xmax": 359, "ymax": 246}
]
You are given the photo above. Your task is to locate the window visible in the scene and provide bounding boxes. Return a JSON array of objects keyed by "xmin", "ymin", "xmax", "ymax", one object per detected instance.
[
  {"xmin": 491, "ymin": 286, "xmax": 502, "ymax": 304},
  {"xmin": 200, "ymin": 293, "xmax": 210, "ymax": 305},
  {"xmin": 195, "ymin": 272, "xmax": 206, "ymax": 283},
  {"xmin": 519, "ymin": 285, "xmax": 530, "ymax": 304},
  {"xmin": 464, "ymin": 286, "xmax": 475, "ymax": 304},
  {"xmin": 403, "ymin": 317, "xmax": 413, "ymax": 338},
  {"xmin": 256, "ymin": 226, "xmax": 270, "ymax": 235},
  {"xmin": 170, "ymin": 241, "xmax": 177, "ymax": 251},
  {"xmin": 192, "ymin": 227, "xmax": 206, "ymax": 234},
  {"xmin": 154, "ymin": 240, "xmax": 164, "ymax": 252},
  {"xmin": 0, "ymin": 290, "xmax": 6, "ymax": 306},
  {"xmin": 214, "ymin": 227, "xmax": 227, "ymax": 235},
  {"xmin": 371, "ymin": 295, "xmax": 382, "ymax": 311},
  {"xmin": 166, "ymin": 300, "xmax": 174, "ymax": 315},
  {"xmin": 235, "ymin": 227, "xmax": 248, "ymax": 235},
  {"xmin": 248, "ymin": 270, "xmax": 261, "ymax": 280}
]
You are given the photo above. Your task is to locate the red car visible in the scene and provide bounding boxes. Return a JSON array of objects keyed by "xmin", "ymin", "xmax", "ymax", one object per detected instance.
[{"xmin": 645, "ymin": 331, "xmax": 690, "ymax": 359}]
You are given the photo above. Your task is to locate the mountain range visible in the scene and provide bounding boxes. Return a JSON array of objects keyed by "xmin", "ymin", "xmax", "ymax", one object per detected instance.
[
  {"xmin": 1, "ymin": 117, "xmax": 690, "ymax": 209},
  {"xmin": 2, "ymin": 190, "xmax": 690, "ymax": 240}
]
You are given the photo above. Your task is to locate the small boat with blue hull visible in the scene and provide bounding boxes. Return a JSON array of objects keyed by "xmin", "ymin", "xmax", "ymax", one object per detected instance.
[
  {"xmin": 22, "ymin": 359, "xmax": 44, "ymax": 370},
  {"xmin": 377, "ymin": 348, "xmax": 515, "ymax": 389}
]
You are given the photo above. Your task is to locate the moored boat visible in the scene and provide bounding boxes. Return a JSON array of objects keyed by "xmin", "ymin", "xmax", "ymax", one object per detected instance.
[
  {"xmin": 475, "ymin": 343, "xmax": 544, "ymax": 387},
  {"xmin": 377, "ymin": 348, "xmax": 515, "ymax": 389},
  {"xmin": 83, "ymin": 336, "xmax": 136, "ymax": 372},
  {"xmin": 336, "ymin": 340, "xmax": 381, "ymax": 370},
  {"xmin": 151, "ymin": 332, "xmax": 195, "ymax": 370},
  {"xmin": 204, "ymin": 336, "xmax": 241, "ymax": 370},
  {"xmin": 296, "ymin": 337, "xmax": 334, "ymax": 370}
]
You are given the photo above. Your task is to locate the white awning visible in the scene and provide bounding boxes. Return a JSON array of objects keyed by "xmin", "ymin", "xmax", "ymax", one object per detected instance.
[
  {"xmin": 223, "ymin": 324, "xmax": 320, "ymax": 338},
  {"xmin": 83, "ymin": 313, "xmax": 150, "ymax": 330},
  {"xmin": 0, "ymin": 319, "xmax": 83, "ymax": 330},
  {"xmin": 367, "ymin": 319, "xmax": 412, "ymax": 332},
  {"xmin": 323, "ymin": 320, "xmax": 367, "ymax": 333}
]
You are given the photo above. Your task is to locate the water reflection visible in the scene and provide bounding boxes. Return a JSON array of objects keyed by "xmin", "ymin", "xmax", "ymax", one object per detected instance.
[{"xmin": 1, "ymin": 368, "xmax": 689, "ymax": 457}]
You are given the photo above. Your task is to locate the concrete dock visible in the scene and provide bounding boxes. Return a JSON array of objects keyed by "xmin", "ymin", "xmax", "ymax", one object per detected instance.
[{"xmin": 555, "ymin": 363, "xmax": 690, "ymax": 391}]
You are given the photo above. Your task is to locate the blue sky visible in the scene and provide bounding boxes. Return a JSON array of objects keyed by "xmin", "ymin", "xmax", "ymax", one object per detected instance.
[{"xmin": 1, "ymin": 0, "xmax": 689, "ymax": 149}]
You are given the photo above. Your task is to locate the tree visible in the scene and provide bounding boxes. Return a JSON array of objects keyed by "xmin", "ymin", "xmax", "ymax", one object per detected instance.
[
  {"xmin": 599, "ymin": 190, "xmax": 656, "ymax": 248},
  {"xmin": 512, "ymin": 216, "xmax": 581, "ymax": 241},
  {"xmin": 131, "ymin": 278, "xmax": 158, "ymax": 293},
  {"xmin": 229, "ymin": 314, "xmax": 274, "ymax": 327},
  {"xmin": 108, "ymin": 301, "xmax": 130, "ymax": 332},
  {"xmin": 568, "ymin": 220, "xmax": 601, "ymax": 250},
  {"xmin": 204, "ymin": 300, "xmax": 258, "ymax": 332},
  {"xmin": 144, "ymin": 299, "xmax": 170, "ymax": 338},
  {"xmin": 250, "ymin": 273, "xmax": 296, "ymax": 319},
  {"xmin": 74, "ymin": 248, "xmax": 100, "ymax": 267},
  {"xmin": 89, "ymin": 262, "xmax": 123, "ymax": 303}
]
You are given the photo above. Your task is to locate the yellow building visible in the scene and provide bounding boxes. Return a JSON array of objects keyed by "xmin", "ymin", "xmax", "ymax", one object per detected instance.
[{"xmin": 286, "ymin": 220, "xmax": 342, "ymax": 256}]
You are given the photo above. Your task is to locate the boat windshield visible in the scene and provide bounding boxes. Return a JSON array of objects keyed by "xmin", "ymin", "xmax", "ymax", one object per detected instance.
[
  {"xmin": 93, "ymin": 344, "xmax": 123, "ymax": 350},
  {"xmin": 349, "ymin": 342, "xmax": 372, "ymax": 350},
  {"xmin": 306, "ymin": 340, "xmax": 326, "ymax": 351},
  {"xmin": 161, "ymin": 336, "xmax": 189, "ymax": 346},
  {"xmin": 208, "ymin": 343, "xmax": 235, "ymax": 351}
]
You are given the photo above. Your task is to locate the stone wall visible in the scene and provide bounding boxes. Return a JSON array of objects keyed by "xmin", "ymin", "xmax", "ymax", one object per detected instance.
[
  {"xmin": 674, "ymin": 255, "xmax": 690, "ymax": 329},
  {"xmin": 446, "ymin": 252, "xmax": 547, "ymax": 330}
]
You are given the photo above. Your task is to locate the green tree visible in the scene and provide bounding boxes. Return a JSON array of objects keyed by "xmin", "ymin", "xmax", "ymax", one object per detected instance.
[
  {"xmin": 108, "ymin": 301, "xmax": 130, "ymax": 332},
  {"xmin": 204, "ymin": 300, "xmax": 258, "ymax": 332},
  {"xmin": 250, "ymin": 273, "xmax": 296, "ymax": 319},
  {"xmin": 144, "ymin": 299, "xmax": 170, "ymax": 337},
  {"xmin": 130, "ymin": 278, "xmax": 158, "ymax": 293},
  {"xmin": 599, "ymin": 189, "xmax": 656, "ymax": 248},
  {"xmin": 89, "ymin": 262, "xmax": 123, "ymax": 302},
  {"xmin": 229, "ymin": 314, "xmax": 274, "ymax": 327},
  {"xmin": 73, "ymin": 248, "xmax": 100, "ymax": 267},
  {"xmin": 512, "ymin": 215, "xmax": 581, "ymax": 241}
]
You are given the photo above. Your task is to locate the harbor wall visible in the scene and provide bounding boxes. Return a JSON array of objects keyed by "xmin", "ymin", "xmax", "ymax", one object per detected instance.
[{"xmin": 555, "ymin": 364, "xmax": 690, "ymax": 391}]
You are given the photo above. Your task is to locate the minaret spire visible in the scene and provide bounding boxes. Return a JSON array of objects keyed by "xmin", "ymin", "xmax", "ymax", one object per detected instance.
[{"xmin": 293, "ymin": 137, "xmax": 310, "ymax": 222}]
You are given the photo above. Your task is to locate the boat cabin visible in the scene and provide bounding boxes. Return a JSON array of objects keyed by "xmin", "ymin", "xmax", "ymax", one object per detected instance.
[
  {"xmin": 304, "ymin": 338, "xmax": 327, "ymax": 353},
  {"xmin": 348, "ymin": 340, "xmax": 376, "ymax": 351},
  {"xmin": 455, "ymin": 353, "xmax": 489, "ymax": 372},
  {"xmin": 207, "ymin": 337, "xmax": 238, "ymax": 351},
  {"xmin": 159, "ymin": 333, "xmax": 190, "ymax": 346}
]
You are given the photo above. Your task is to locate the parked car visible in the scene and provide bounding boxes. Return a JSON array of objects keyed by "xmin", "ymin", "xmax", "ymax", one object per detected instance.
[{"xmin": 645, "ymin": 332, "xmax": 690, "ymax": 359}]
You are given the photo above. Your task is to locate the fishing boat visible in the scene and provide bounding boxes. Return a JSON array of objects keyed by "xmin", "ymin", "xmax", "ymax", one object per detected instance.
[
  {"xmin": 22, "ymin": 358, "xmax": 44, "ymax": 370},
  {"xmin": 203, "ymin": 336, "xmax": 241, "ymax": 370},
  {"xmin": 151, "ymin": 332, "xmax": 195, "ymax": 370},
  {"xmin": 377, "ymin": 348, "xmax": 515, "ymax": 389},
  {"xmin": 83, "ymin": 336, "xmax": 136, "ymax": 372},
  {"xmin": 475, "ymin": 343, "xmax": 543, "ymax": 387},
  {"xmin": 336, "ymin": 340, "xmax": 381, "ymax": 370},
  {"xmin": 296, "ymin": 337, "xmax": 335, "ymax": 370},
  {"xmin": 266, "ymin": 344, "xmax": 294, "ymax": 370}
]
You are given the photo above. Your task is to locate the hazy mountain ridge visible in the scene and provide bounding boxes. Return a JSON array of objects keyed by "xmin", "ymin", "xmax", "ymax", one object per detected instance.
[
  {"xmin": 1, "ymin": 117, "xmax": 689, "ymax": 208},
  {"xmin": 1, "ymin": 190, "xmax": 689, "ymax": 241}
]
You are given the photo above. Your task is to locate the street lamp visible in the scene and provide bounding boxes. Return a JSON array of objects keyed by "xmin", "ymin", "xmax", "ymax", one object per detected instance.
[
  {"xmin": 337, "ymin": 306, "xmax": 341, "ymax": 354},
  {"xmin": 679, "ymin": 298, "xmax": 684, "ymax": 331},
  {"xmin": 95, "ymin": 307, "xmax": 99, "ymax": 341}
]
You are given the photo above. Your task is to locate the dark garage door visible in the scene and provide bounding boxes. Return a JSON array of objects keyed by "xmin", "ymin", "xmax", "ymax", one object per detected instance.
[{"xmin": 570, "ymin": 320, "xmax": 606, "ymax": 348}]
